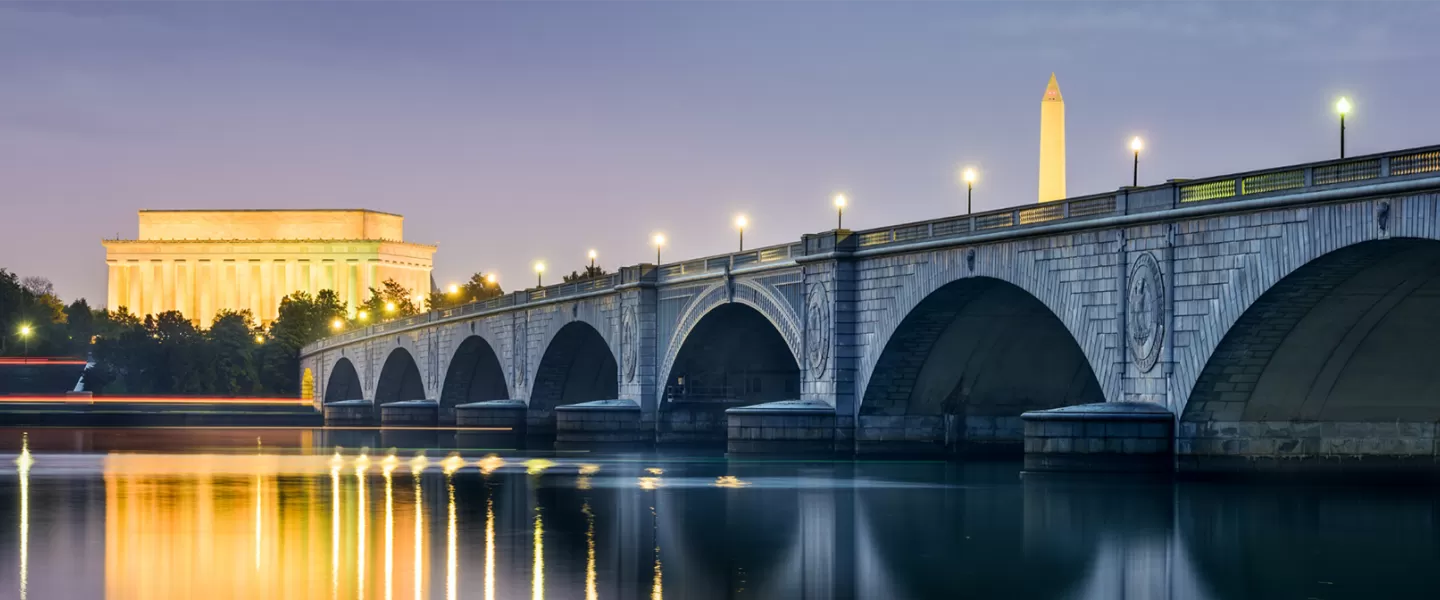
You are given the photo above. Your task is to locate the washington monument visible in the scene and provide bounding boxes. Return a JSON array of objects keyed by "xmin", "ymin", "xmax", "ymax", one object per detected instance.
[{"xmin": 1038, "ymin": 73, "xmax": 1066, "ymax": 202}]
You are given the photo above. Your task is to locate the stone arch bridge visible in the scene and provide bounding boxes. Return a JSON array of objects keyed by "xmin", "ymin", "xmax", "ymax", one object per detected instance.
[{"xmin": 302, "ymin": 145, "xmax": 1440, "ymax": 473}]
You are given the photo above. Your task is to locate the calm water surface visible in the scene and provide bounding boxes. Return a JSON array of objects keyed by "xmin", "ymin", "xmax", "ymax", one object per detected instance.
[{"xmin": 0, "ymin": 427, "xmax": 1436, "ymax": 600}]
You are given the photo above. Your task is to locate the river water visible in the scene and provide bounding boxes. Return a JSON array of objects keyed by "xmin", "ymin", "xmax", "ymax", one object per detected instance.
[{"xmin": 0, "ymin": 427, "xmax": 1435, "ymax": 599}]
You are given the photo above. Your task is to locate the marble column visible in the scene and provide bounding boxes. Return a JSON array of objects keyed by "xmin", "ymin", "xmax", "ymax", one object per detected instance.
[{"xmin": 107, "ymin": 263, "xmax": 120, "ymax": 312}]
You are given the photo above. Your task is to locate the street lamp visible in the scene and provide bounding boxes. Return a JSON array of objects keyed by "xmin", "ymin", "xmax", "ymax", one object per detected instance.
[
  {"xmin": 588, "ymin": 249, "xmax": 597, "ymax": 270},
  {"xmin": 832, "ymin": 193, "xmax": 847, "ymax": 230},
  {"xmin": 534, "ymin": 261, "xmax": 546, "ymax": 287},
  {"xmin": 735, "ymin": 214, "xmax": 748, "ymax": 251},
  {"xmin": 330, "ymin": 318, "xmax": 343, "ymax": 331},
  {"xmin": 961, "ymin": 168, "xmax": 977, "ymax": 214},
  {"xmin": 447, "ymin": 283, "xmax": 459, "ymax": 295},
  {"xmin": 358, "ymin": 310, "xmax": 369, "ymax": 322},
  {"xmin": 653, "ymin": 233, "xmax": 666, "ymax": 264},
  {"xmin": 485, "ymin": 273, "xmax": 497, "ymax": 286},
  {"xmin": 1336, "ymin": 97, "xmax": 1352, "ymax": 158},
  {"xmin": 17, "ymin": 324, "xmax": 32, "ymax": 356},
  {"xmin": 384, "ymin": 301, "xmax": 396, "ymax": 314},
  {"xmin": 1130, "ymin": 137, "xmax": 1144, "ymax": 187},
  {"xmin": 254, "ymin": 334, "xmax": 266, "ymax": 344}
]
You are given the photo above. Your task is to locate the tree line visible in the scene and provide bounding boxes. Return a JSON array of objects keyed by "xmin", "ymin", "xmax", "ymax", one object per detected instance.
[{"xmin": 0, "ymin": 265, "xmax": 636, "ymax": 396}]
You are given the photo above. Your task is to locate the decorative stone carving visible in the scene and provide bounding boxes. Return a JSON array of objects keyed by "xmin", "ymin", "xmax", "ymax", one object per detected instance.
[
  {"xmin": 621, "ymin": 304, "xmax": 638, "ymax": 383},
  {"xmin": 805, "ymin": 283, "xmax": 830, "ymax": 374},
  {"xmin": 1127, "ymin": 251, "xmax": 1165, "ymax": 373},
  {"xmin": 966, "ymin": 248, "xmax": 976, "ymax": 272},
  {"xmin": 1378, "ymin": 201, "xmax": 1391, "ymax": 232},
  {"xmin": 513, "ymin": 318, "xmax": 528, "ymax": 390}
]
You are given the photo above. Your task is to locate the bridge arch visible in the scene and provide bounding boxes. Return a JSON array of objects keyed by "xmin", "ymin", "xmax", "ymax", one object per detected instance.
[
  {"xmin": 439, "ymin": 335, "xmax": 509, "ymax": 421},
  {"xmin": 323, "ymin": 356, "xmax": 364, "ymax": 403},
  {"xmin": 529, "ymin": 320, "xmax": 618, "ymax": 415},
  {"xmin": 657, "ymin": 280, "xmax": 803, "ymax": 407},
  {"xmin": 1182, "ymin": 237, "xmax": 1440, "ymax": 428},
  {"xmin": 375, "ymin": 346, "xmax": 427, "ymax": 404},
  {"xmin": 858, "ymin": 273, "xmax": 1105, "ymax": 451}
]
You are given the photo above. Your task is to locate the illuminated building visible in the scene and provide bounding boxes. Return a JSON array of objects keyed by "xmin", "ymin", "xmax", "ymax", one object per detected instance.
[{"xmin": 102, "ymin": 209, "xmax": 436, "ymax": 326}]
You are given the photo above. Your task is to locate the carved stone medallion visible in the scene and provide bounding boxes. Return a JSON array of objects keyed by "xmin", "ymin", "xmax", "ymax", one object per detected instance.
[
  {"xmin": 513, "ymin": 320, "xmax": 528, "ymax": 389},
  {"xmin": 621, "ymin": 305, "xmax": 638, "ymax": 383},
  {"xmin": 805, "ymin": 283, "xmax": 830, "ymax": 374},
  {"xmin": 1127, "ymin": 252, "xmax": 1165, "ymax": 373}
]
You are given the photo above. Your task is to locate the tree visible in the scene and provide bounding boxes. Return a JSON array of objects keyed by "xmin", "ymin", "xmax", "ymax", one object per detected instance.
[
  {"xmin": 563, "ymin": 265, "xmax": 609, "ymax": 283},
  {"xmin": 64, "ymin": 299, "xmax": 96, "ymax": 355},
  {"xmin": 429, "ymin": 272, "xmax": 505, "ymax": 310},
  {"xmin": 260, "ymin": 290, "xmax": 348, "ymax": 394},
  {"xmin": 0, "ymin": 269, "xmax": 69, "ymax": 356},
  {"xmin": 361, "ymin": 279, "xmax": 420, "ymax": 320},
  {"xmin": 210, "ymin": 310, "xmax": 259, "ymax": 395}
]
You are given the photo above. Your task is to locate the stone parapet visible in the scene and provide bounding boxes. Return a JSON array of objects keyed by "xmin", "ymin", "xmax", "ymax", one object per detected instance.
[
  {"xmin": 555, "ymin": 399, "xmax": 647, "ymax": 444},
  {"xmin": 726, "ymin": 400, "xmax": 836, "ymax": 454},
  {"xmin": 1022, "ymin": 402, "xmax": 1174, "ymax": 472},
  {"xmin": 323, "ymin": 399, "xmax": 375, "ymax": 426},
  {"xmin": 379, "ymin": 399, "xmax": 438, "ymax": 427}
]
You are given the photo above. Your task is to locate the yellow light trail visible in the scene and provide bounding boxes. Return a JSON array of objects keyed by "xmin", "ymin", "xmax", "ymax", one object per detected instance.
[{"xmin": 331, "ymin": 457, "xmax": 340, "ymax": 600}]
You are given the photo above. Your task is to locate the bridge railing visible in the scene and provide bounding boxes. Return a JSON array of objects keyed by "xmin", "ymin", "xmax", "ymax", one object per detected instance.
[
  {"xmin": 305, "ymin": 144, "xmax": 1440, "ymax": 353},
  {"xmin": 306, "ymin": 272, "xmax": 625, "ymax": 352},
  {"xmin": 850, "ymin": 144, "xmax": 1440, "ymax": 251},
  {"xmin": 656, "ymin": 241, "xmax": 805, "ymax": 282}
]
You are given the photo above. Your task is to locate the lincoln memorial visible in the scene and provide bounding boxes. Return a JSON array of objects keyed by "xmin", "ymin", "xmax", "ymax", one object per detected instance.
[{"xmin": 102, "ymin": 209, "xmax": 436, "ymax": 326}]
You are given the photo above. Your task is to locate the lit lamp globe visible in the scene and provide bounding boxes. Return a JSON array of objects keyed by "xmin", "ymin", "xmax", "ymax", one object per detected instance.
[
  {"xmin": 330, "ymin": 318, "xmax": 344, "ymax": 331},
  {"xmin": 534, "ymin": 261, "xmax": 546, "ymax": 286},
  {"xmin": 735, "ymin": 214, "xmax": 748, "ymax": 251},
  {"xmin": 653, "ymin": 233, "xmax": 666, "ymax": 264},
  {"xmin": 832, "ymin": 193, "xmax": 847, "ymax": 229}
]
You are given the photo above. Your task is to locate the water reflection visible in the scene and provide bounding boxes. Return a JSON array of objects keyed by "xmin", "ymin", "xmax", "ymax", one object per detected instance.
[{"xmin": 3, "ymin": 433, "xmax": 1440, "ymax": 599}]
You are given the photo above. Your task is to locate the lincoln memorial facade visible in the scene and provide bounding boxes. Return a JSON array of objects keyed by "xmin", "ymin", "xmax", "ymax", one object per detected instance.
[{"xmin": 103, "ymin": 209, "xmax": 436, "ymax": 327}]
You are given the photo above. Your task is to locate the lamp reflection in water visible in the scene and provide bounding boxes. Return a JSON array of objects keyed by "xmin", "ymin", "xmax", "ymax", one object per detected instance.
[
  {"xmin": 356, "ymin": 453, "xmax": 370, "ymax": 600},
  {"xmin": 583, "ymin": 502, "xmax": 597, "ymax": 600},
  {"xmin": 443, "ymin": 466, "xmax": 455, "ymax": 598},
  {"xmin": 18, "ymin": 433, "xmax": 33, "ymax": 600},
  {"xmin": 533, "ymin": 504, "xmax": 545, "ymax": 600},
  {"xmin": 412, "ymin": 454, "xmax": 426, "ymax": 600},
  {"xmin": 332, "ymin": 451, "xmax": 342, "ymax": 600},
  {"xmin": 383, "ymin": 454, "xmax": 397, "ymax": 600},
  {"xmin": 651, "ymin": 506, "xmax": 663, "ymax": 600},
  {"xmin": 485, "ymin": 489, "xmax": 496, "ymax": 600}
]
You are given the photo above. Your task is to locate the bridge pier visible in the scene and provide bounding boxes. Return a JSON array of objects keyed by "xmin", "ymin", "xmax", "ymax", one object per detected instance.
[
  {"xmin": 1021, "ymin": 403, "xmax": 1175, "ymax": 472},
  {"xmin": 322, "ymin": 399, "xmax": 375, "ymax": 426},
  {"xmin": 555, "ymin": 399, "xmax": 648, "ymax": 446},
  {"xmin": 379, "ymin": 399, "xmax": 438, "ymax": 426},
  {"xmin": 726, "ymin": 400, "xmax": 837, "ymax": 454}
]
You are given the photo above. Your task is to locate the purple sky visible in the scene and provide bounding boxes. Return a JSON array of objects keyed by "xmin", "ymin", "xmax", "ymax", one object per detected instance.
[{"xmin": 3, "ymin": 2, "xmax": 1438, "ymax": 306}]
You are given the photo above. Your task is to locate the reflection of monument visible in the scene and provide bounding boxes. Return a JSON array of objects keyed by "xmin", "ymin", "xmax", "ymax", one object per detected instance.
[
  {"xmin": 1038, "ymin": 73, "xmax": 1066, "ymax": 202},
  {"xmin": 102, "ymin": 209, "xmax": 436, "ymax": 326}
]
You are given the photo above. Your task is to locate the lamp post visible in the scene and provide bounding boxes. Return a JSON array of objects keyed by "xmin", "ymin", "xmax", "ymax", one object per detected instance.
[
  {"xmin": 735, "ymin": 215, "xmax": 748, "ymax": 251},
  {"xmin": 485, "ymin": 273, "xmax": 497, "ymax": 288},
  {"xmin": 1336, "ymin": 97, "xmax": 1351, "ymax": 158},
  {"xmin": 833, "ymin": 193, "xmax": 847, "ymax": 230},
  {"xmin": 534, "ymin": 261, "xmax": 546, "ymax": 287},
  {"xmin": 1130, "ymin": 137, "xmax": 1143, "ymax": 187},
  {"xmin": 330, "ymin": 318, "xmax": 343, "ymax": 332},
  {"xmin": 447, "ymin": 283, "xmax": 459, "ymax": 295},
  {"xmin": 384, "ymin": 301, "xmax": 396, "ymax": 314},
  {"xmin": 588, "ymin": 249, "xmax": 597, "ymax": 270},
  {"xmin": 17, "ymin": 324, "xmax": 31, "ymax": 356},
  {"xmin": 653, "ymin": 233, "xmax": 666, "ymax": 264},
  {"xmin": 358, "ymin": 310, "xmax": 369, "ymax": 322},
  {"xmin": 961, "ymin": 168, "xmax": 977, "ymax": 214}
]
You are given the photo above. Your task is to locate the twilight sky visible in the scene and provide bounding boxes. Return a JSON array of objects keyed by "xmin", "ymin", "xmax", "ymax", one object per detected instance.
[{"xmin": 2, "ymin": 2, "xmax": 1438, "ymax": 306}]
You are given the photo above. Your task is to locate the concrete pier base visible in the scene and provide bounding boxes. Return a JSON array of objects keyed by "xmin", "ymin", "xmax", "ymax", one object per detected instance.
[
  {"xmin": 379, "ymin": 399, "xmax": 438, "ymax": 427},
  {"xmin": 726, "ymin": 400, "xmax": 836, "ymax": 454},
  {"xmin": 657, "ymin": 401, "xmax": 739, "ymax": 444},
  {"xmin": 455, "ymin": 400, "xmax": 528, "ymax": 432},
  {"xmin": 1177, "ymin": 420, "xmax": 1440, "ymax": 477},
  {"xmin": 1022, "ymin": 402, "xmax": 1174, "ymax": 472},
  {"xmin": 555, "ymin": 399, "xmax": 647, "ymax": 445},
  {"xmin": 323, "ymin": 399, "xmax": 375, "ymax": 426}
]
